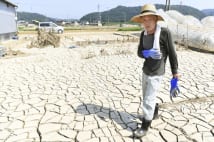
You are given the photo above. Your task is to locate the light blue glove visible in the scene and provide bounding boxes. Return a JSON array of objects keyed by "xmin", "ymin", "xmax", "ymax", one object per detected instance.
[
  {"xmin": 170, "ymin": 77, "xmax": 180, "ymax": 100},
  {"xmin": 142, "ymin": 49, "xmax": 162, "ymax": 59}
]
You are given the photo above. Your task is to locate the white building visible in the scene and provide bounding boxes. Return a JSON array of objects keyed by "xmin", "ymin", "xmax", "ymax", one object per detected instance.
[{"xmin": 0, "ymin": 0, "xmax": 17, "ymax": 41}]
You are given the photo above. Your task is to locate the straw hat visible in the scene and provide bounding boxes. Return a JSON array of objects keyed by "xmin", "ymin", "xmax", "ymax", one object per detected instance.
[{"xmin": 131, "ymin": 4, "xmax": 164, "ymax": 23}]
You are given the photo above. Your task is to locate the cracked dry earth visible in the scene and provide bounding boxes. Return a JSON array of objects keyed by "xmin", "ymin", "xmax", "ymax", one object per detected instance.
[{"xmin": 0, "ymin": 43, "xmax": 213, "ymax": 142}]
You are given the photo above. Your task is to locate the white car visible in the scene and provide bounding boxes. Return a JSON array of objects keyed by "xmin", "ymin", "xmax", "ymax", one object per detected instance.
[{"xmin": 38, "ymin": 22, "xmax": 64, "ymax": 34}]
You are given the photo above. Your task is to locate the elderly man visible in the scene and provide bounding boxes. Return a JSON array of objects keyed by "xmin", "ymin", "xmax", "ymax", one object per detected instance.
[{"xmin": 131, "ymin": 4, "xmax": 179, "ymax": 138}]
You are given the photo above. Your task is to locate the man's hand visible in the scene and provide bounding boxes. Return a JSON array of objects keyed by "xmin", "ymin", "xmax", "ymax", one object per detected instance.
[
  {"xmin": 173, "ymin": 74, "xmax": 180, "ymax": 79},
  {"xmin": 142, "ymin": 49, "xmax": 162, "ymax": 59},
  {"xmin": 170, "ymin": 77, "xmax": 180, "ymax": 100}
]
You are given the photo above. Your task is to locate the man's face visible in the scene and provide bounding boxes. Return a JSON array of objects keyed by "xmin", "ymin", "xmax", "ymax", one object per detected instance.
[{"xmin": 141, "ymin": 15, "xmax": 158, "ymax": 34}]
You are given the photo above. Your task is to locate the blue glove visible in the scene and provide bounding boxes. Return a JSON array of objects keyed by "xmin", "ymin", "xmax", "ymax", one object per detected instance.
[
  {"xmin": 170, "ymin": 77, "xmax": 180, "ymax": 100},
  {"xmin": 142, "ymin": 49, "xmax": 162, "ymax": 59}
]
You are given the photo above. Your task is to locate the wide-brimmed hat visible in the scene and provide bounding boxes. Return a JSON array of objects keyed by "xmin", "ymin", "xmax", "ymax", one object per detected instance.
[{"xmin": 131, "ymin": 4, "xmax": 164, "ymax": 23}]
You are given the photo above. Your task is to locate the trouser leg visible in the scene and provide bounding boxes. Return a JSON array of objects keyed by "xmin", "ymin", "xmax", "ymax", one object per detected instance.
[
  {"xmin": 142, "ymin": 73, "xmax": 163, "ymax": 121},
  {"xmin": 134, "ymin": 73, "xmax": 162, "ymax": 138}
]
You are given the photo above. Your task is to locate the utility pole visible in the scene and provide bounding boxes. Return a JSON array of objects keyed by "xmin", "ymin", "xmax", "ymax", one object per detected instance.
[
  {"xmin": 179, "ymin": 0, "xmax": 183, "ymax": 10},
  {"xmin": 165, "ymin": 0, "xmax": 170, "ymax": 11},
  {"xmin": 97, "ymin": 4, "xmax": 102, "ymax": 25}
]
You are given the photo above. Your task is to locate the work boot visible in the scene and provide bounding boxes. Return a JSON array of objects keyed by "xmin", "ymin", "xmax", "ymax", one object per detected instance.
[
  {"xmin": 153, "ymin": 103, "xmax": 159, "ymax": 120},
  {"xmin": 133, "ymin": 118, "xmax": 152, "ymax": 138}
]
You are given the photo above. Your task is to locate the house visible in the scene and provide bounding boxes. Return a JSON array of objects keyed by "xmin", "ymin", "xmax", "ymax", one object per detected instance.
[{"xmin": 0, "ymin": 0, "xmax": 17, "ymax": 41}]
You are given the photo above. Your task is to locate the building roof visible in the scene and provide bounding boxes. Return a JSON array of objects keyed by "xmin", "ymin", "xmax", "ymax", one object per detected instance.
[{"xmin": 1, "ymin": 0, "xmax": 17, "ymax": 7}]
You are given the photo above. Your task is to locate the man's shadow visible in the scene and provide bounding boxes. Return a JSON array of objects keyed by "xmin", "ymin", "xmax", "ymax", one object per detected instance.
[{"xmin": 75, "ymin": 103, "xmax": 141, "ymax": 133}]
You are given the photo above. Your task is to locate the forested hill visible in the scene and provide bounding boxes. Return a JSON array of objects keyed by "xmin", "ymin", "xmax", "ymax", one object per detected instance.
[
  {"xmin": 80, "ymin": 4, "xmax": 207, "ymax": 23},
  {"xmin": 202, "ymin": 9, "xmax": 214, "ymax": 16},
  {"xmin": 17, "ymin": 12, "xmax": 76, "ymax": 23},
  {"xmin": 17, "ymin": 12, "xmax": 53, "ymax": 22},
  {"xmin": 17, "ymin": 4, "xmax": 213, "ymax": 23}
]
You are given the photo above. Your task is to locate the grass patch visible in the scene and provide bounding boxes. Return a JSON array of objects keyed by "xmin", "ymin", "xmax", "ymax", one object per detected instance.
[
  {"xmin": 117, "ymin": 27, "xmax": 142, "ymax": 31},
  {"xmin": 18, "ymin": 27, "xmax": 37, "ymax": 31}
]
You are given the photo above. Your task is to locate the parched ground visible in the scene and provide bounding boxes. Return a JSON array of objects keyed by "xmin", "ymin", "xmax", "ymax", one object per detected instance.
[{"xmin": 0, "ymin": 31, "xmax": 213, "ymax": 142}]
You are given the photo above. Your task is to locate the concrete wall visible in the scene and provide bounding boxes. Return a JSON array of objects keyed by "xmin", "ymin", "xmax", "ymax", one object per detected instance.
[{"xmin": 0, "ymin": 0, "xmax": 17, "ymax": 41}]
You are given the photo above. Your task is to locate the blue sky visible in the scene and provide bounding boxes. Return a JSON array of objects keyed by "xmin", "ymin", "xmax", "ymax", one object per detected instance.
[{"xmin": 10, "ymin": 0, "xmax": 214, "ymax": 19}]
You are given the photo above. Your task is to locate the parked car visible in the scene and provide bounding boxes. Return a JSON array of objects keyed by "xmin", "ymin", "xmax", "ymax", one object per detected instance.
[{"xmin": 38, "ymin": 22, "xmax": 64, "ymax": 34}]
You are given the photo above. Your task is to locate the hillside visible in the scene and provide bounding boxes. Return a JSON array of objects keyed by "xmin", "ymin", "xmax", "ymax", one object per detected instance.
[
  {"xmin": 17, "ymin": 12, "xmax": 54, "ymax": 23},
  {"xmin": 80, "ymin": 4, "xmax": 206, "ymax": 23},
  {"xmin": 17, "ymin": 4, "xmax": 207, "ymax": 23},
  {"xmin": 202, "ymin": 9, "xmax": 214, "ymax": 16},
  {"xmin": 17, "ymin": 12, "xmax": 76, "ymax": 23}
]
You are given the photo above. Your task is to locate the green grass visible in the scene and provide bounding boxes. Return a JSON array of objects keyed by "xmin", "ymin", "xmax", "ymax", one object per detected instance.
[
  {"xmin": 18, "ymin": 27, "xmax": 36, "ymax": 31},
  {"xmin": 117, "ymin": 27, "xmax": 142, "ymax": 31},
  {"xmin": 64, "ymin": 27, "xmax": 83, "ymax": 30}
]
